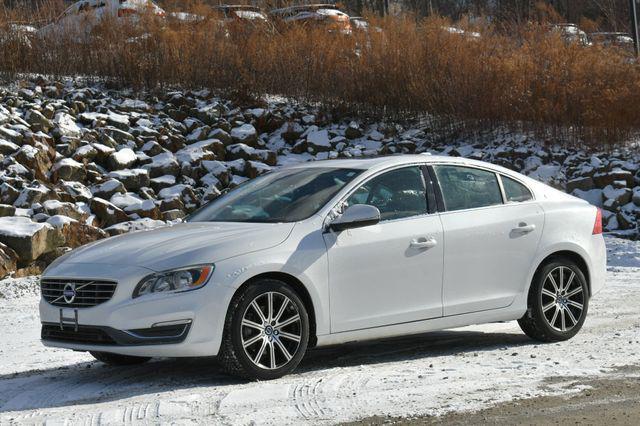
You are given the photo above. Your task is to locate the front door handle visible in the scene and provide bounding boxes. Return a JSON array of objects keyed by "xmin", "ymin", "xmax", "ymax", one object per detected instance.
[
  {"xmin": 513, "ymin": 223, "xmax": 536, "ymax": 234},
  {"xmin": 410, "ymin": 237, "xmax": 438, "ymax": 249}
]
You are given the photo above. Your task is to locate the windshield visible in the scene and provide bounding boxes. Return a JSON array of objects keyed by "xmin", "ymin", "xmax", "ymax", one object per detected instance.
[{"xmin": 188, "ymin": 167, "xmax": 363, "ymax": 223}]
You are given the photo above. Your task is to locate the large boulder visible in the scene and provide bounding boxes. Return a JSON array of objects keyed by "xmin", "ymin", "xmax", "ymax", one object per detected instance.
[
  {"xmin": 594, "ymin": 169, "xmax": 634, "ymax": 189},
  {"xmin": 158, "ymin": 184, "xmax": 198, "ymax": 210},
  {"xmin": 230, "ymin": 124, "xmax": 258, "ymax": 147},
  {"xmin": 566, "ymin": 177, "xmax": 595, "ymax": 193},
  {"xmin": 246, "ymin": 160, "xmax": 273, "ymax": 178},
  {"xmin": 107, "ymin": 169, "xmax": 150, "ymax": 191},
  {"xmin": 281, "ymin": 122, "xmax": 304, "ymax": 144},
  {"xmin": 0, "ymin": 183, "xmax": 19, "ymax": 205},
  {"xmin": 56, "ymin": 180, "xmax": 92, "ymax": 202},
  {"xmin": 0, "ymin": 204, "xmax": 16, "ymax": 217},
  {"xmin": 0, "ymin": 139, "xmax": 19, "ymax": 155},
  {"xmin": 143, "ymin": 152, "xmax": 180, "ymax": 178},
  {"xmin": 51, "ymin": 158, "xmax": 86, "ymax": 182},
  {"xmin": 0, "ymin": 243, "xmax": 18, "ymax": 279},
  {"xmin": 14, "ymin": 183, "xmax": 53, "ymax": 208},
  {"xmin": 107, "ymin": 147, "xmax": 137, "ymax": 170},
  {"xmin": 306, "ymin": 128, "xmax": 332, "ymax": 152},
  {"xmin": 124, "ymin": 199, "xmax": 161, "ymax": 220},
  {"xmin": 208, "ymin": 128, "xmax": 232, "ymax": 146},
  {"xmin": 602, "ymin": 185, "xmax": 632, "ymax": 211},
  {"xmin": 14, "ymin": 145, "xmax": 52, "ymax": 181},
  {"xmin": 175, "ymin": 141, "xmax": 220, "ymax": 165},
  {"xmin": 53, "ymin": 112, "xmax": 81, "ymax": 138},
  {"xmin": 89, "ymin": 197, "xmax": 130, "ymax": 227},
  {"xmin": 25, "ymin": 109, "xmax": 53, "ymax": 133},
  {"xmin": 42, "ymin": 200, "xmax": 87, "ymax": 221},
  {"xmin": 0, "ymin": 216, "xmax": 64, "ymax": 262},
  {"xmin": 91, "ymin": 179, "xmax": 126, "ymax": 199},
  {"xmin": 50, "ymin": 218, "xmax": 107, "ymax": 249}
]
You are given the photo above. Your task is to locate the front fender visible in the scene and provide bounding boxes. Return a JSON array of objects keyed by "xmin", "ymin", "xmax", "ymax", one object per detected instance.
[{"xmin": 213, "ymin": 227, "xmax": 330, "ymax": 336}]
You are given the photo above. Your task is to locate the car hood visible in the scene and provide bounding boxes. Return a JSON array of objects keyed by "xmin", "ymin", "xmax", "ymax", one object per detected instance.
[{"xmin": 53, "ymin": 222, "xmax": 295, "ymax": 272}]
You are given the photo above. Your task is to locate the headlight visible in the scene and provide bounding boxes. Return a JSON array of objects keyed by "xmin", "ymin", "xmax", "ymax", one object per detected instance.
[{"xmin": 133, "ymin": 265, "xmax": 214, "ymax": 298}]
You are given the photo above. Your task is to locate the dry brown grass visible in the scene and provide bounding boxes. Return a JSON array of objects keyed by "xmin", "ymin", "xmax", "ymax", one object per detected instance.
[{"xmin": 1, "ymin": 4, "xmax": 639, "ymax": 145}]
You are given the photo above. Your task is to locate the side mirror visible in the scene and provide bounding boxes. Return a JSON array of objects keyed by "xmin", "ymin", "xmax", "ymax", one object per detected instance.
[{"xmin": 329, "ymin": 204, "xmax": 381, "ymax": 232}]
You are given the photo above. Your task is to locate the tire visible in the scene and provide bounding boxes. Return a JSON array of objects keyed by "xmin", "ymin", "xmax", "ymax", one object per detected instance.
[
  {"xmin": 518, "ymin": 258, "xmax": 589, "ymax": 342},
  {"xmin": 90, "ymin": 351, "xmax": 151, "ymax": 366},
  {"xmin": 218, "ymin": 279, "xmax": 310, "ymax": 380}
]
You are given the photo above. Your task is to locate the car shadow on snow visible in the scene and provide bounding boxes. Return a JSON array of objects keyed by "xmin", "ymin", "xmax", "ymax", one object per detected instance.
[
  {"xmin": 0, "ymin": 329, "xmax": 534, "ymax": 413},
  {"xmin": 301, "ymin": 328, "xmax": 533, "ymax": 371}
]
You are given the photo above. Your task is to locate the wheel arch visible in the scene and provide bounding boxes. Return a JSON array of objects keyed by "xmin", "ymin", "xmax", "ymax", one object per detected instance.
[
  {"xmin": 533, "ymin": 250, "xmax": 591, "ymax": 297},
  {"xmin": 230, "ymin": 271, "xmax": 318, "ymax": 348}
]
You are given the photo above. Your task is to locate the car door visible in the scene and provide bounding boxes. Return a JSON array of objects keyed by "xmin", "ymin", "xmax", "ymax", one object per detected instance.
[
  {"xmin": 431, "ymin": 165, "xmax": 544, "ymax": 316},
  {"xmin": 324, "ymin": 165, "xmax": 444, "ymax": 333}
]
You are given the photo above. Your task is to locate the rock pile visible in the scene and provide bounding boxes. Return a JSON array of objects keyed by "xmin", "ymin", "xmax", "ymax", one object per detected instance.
[{"xmin": 0, "ymin": 78, "xmax": 638, "ymax": 278}]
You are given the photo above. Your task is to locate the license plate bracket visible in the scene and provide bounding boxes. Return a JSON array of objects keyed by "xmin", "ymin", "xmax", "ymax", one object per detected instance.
[{"xmin": 59, "ymin": 308, "xmax": 79, "ymax": 332}]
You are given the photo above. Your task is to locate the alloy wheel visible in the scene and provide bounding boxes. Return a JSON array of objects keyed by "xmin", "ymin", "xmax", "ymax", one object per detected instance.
[
  {"xmin": 240, "ymin": 291, "xmax": 302, "ymax": 370},
  {"xmin": 541, "ymin": 266, "xmax": 585, "ymax": 332}
]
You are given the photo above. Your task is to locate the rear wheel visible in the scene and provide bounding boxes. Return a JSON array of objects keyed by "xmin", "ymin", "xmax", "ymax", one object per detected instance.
[
  {"xmin": 90, "ymin": 351, "xmax": 151, "ymax": 366},
  {"xmin": 519, "ymin": 258, "xmax": 589, "ymax": 342},
  {"xmin": 218, "ymin": 279, "xmax": 310, "ymax": 380}
]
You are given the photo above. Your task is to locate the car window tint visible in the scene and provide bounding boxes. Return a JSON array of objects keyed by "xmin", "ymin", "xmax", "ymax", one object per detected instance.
[
  {"xmin": 346, "ymin": 166, "xmax": 427, "ymax": 221},
  {"xmin": 434, "ymin": 165, "xmax": 503, "ymax": 211},
  {"xmin": 502, "ymin": 175, "xmax": 533, "ymax": 203}
]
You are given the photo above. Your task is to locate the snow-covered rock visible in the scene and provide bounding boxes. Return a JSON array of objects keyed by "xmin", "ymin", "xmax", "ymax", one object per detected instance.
[
  {"xmin": 53, "ymin": 112, "xmax": 81, "ymax": 137},
  {"xmin": 91, "ymin": 178, "xmax": 126, "ymax": 199},
  {"xmin": 51, "ymin": 158, "xmax": 85, "ymax": 182},
  {"xmin": 0, "ymin": 216, "xmax": 63, "ymax": 261},
  {"xmin": 107, "ymin": 169, "xmax": 149, "ymax": 191},
  {"xmin": 230, "ymin": 123, "xmax": 258, "ymax": 146},
  {"xmin": 107, "ymin": 147, "xmax": 137, "ymax": 170}
]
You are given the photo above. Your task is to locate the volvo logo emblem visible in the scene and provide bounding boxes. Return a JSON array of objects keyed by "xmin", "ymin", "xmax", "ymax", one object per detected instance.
[{"xmin": 63, "ymin": 283, "xmax": 76, "ymax": 304}]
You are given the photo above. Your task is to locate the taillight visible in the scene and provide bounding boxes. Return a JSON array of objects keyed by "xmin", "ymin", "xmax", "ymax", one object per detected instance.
[{"xmin": 592, "ymin": 208, "xmax": 603, "ymax": 235}]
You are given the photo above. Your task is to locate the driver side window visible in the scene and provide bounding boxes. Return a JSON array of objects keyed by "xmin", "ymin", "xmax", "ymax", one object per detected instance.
[{"xmin": 345, "ymin": 166, "xmax": 428, "ymax": 221}]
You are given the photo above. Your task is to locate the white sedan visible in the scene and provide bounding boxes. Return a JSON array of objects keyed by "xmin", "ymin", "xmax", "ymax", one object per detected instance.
[{"xmin": 39, "ymin": 155, "xmax": 606, "ymax": 380}]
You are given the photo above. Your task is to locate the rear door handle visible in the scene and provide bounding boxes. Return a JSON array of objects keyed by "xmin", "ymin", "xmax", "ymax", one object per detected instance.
[
  {"xmin": 513, "ymin": 223, "xmax": 536, "ymax": 234},
  {"xmin": 410, "ymin": 237, "xmax": 438, "ymax": 249}
]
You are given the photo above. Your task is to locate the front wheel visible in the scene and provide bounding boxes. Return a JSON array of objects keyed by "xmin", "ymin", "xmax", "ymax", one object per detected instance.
[
  {"xmin": 518, "ymin": 258, "xmax": 589, "ymax": 342},
  {"xmin": 218, "ymin": 279, "xmax": 310, "ymax": 380}
]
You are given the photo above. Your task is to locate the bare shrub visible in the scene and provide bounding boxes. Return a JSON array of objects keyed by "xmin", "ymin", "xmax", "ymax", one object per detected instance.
[{"xmin": 1, "ymin": 5, "xmax": 639, "ymax": 145}]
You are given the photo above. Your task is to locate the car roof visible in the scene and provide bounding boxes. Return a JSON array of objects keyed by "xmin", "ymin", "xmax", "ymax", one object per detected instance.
[{"xmin": 285, "ymin": 154, "xmax": 507, "ymax": 172}]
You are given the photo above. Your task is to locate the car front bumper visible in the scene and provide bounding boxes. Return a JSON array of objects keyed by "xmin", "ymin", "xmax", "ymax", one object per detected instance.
[{"xmin": 39, "ymin": 263, "xmax": 235, "ymax": 358}]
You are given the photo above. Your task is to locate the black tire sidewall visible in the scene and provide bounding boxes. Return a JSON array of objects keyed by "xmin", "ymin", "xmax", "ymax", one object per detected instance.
[
  {"xmin": 228, "ymin": 280, "xmax": 310, "ymax": 380},
  {"xmin": 532, "ymin": 260, "xmax": 589, "ymax": 341}
]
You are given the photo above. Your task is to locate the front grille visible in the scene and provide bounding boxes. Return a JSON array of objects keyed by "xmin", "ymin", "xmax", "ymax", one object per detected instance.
[
  {"xmin": 41, "ymin": 278, "xmax": 118, "ymax": 308},
  {"xmin": 42, "ymin": 324, "xmax": 116, "ymax": 345}
]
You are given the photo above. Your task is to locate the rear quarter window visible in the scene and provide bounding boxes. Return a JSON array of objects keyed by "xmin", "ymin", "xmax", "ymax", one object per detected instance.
[{"xmin": 501, "ymin": 176, "xmax": 533, "ymax": 203}]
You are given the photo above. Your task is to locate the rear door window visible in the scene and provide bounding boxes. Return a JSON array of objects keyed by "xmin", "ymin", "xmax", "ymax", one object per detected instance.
[{"xmin": 433, "ymin": 165, "xmax": 503, "ymax": 212}]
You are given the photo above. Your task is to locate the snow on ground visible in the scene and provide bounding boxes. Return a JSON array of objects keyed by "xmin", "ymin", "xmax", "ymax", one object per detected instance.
[{"xmin": 0, "ymin": 237, "xmax": 638, "ymax": 424}]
